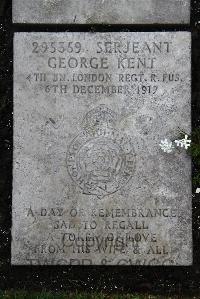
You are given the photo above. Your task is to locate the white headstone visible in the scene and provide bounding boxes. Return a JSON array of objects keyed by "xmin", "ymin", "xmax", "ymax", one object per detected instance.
[
  {"xmin": 12, "ymin": 32, "xmax": 192, "ymax": 265},
  {"xmin": 13, "ymin": 0, "xmax": 190, "ymax": 24}
]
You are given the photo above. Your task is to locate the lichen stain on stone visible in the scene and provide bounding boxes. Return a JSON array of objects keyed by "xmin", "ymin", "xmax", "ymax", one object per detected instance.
[
  {"xmin": 43, "ymin": 0, "xmax": 63, "ymax": 9},
  {"xmin": 86, "ymin": 11, "xmax": 119, "ymax": 24}
]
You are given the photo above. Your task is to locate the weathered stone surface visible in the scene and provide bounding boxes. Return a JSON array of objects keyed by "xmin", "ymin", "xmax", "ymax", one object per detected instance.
[
  {"xmin": 12, "ymin": 32, "xmax": 192, "ymax": 266},
  {"xmin": 13, "ymin": 0, "xmax": 190, "ymax": 24}
]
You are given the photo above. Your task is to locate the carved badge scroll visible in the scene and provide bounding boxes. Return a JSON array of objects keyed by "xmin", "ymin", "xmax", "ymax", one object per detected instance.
[{"xmin": 67, "ymin": 105, "xmax": 136, "ymax": 198}]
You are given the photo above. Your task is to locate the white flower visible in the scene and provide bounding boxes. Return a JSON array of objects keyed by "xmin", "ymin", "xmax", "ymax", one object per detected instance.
[
  {"xmin": 196, "ymin": 188, "xmax": 200, "ymax": 194},
  {"xmin": 159, "ymin": 139, "xmax": 174, "ymax": 153},
  {"xmin": 174, "ymin": 135, "xmax": 191, "ymax": 150}
]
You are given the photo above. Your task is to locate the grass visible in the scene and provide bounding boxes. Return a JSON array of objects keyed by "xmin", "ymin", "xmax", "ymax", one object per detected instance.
[
  {"xmin": 0, "ymin": 292, "xmax": 199, "ymax": 299},
  {"xmin": 0, "ymin": 292, "xmax": 149, "ymax": 299}
]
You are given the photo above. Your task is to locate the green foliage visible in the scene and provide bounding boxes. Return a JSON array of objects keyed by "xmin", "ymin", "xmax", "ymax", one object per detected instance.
[
  {"xmin": 178, "ymin": 128, "xmax": 200, "ymax": 189},
  {"xmin": 0, "ymin": 292, "xmax": 147, "ymax": 299},
  {"xmin": 187, "ymin": 128, "xmax": 200, "ymax": 188},
  {"xmin": 0, "ymin": 291, "xmax": 198, "ymax": 299}
]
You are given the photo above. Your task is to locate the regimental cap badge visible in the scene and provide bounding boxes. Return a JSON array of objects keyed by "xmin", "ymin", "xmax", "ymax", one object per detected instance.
[
  {"xmin": 82, "ymin": 104, "xmax": 117, "ymax": 135},
  {"xmin": 67, "ymin": 105, "xmax": 136, "ymax": 199}
]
